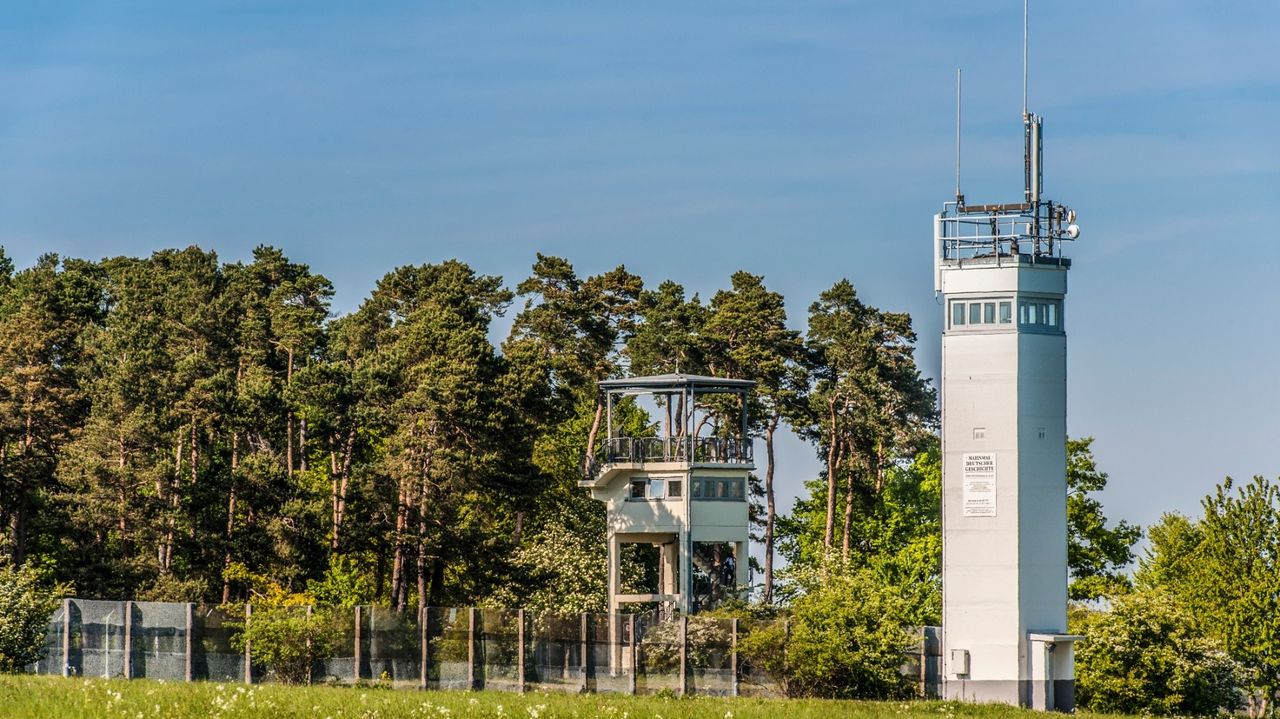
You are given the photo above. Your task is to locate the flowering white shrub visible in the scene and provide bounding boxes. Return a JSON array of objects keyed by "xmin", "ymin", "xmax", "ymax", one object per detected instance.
[{"xmin": 0, "ymin": 562, "xmax": 63, "ymax": 672}]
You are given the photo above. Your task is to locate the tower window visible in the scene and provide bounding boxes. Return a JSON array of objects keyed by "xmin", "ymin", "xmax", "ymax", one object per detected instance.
[
  {"xmin": 950, "ymin": 298, "xmax": 1015, "ymax": 330},
  {"xmin": 692, "ymin": 477, "xmax": 746, "ymax": 502},
  {"xmin": 628, "ymin": 477, "xmax": 679, "ymax": 500},
  {"xmin": 1018, "ymin": 300, "xmax": 1062, "ymax": 329}
]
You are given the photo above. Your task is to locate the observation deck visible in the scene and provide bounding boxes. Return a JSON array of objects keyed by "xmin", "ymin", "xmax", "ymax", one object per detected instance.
[{"xmin": 579, "ymin": 373, "xmax": 755, "ymax": 490}]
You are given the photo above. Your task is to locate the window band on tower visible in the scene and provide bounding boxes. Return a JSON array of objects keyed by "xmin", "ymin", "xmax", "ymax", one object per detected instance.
[{"xmin": 948, "ymin": 297, "xmax": 1061, "ymax": 331}]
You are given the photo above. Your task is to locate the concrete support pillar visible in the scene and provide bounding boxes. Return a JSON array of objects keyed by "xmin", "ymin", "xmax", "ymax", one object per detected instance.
[
  {"xmin": 579, "ymin": 612, "xmax": 593, "ymax": 693},
  {"xmin": 185, "ymin": 603, "xmax": 194, "ymax": 682},
  {"xmin": 61, "ymin": 598, "xmax": 72, "ymax": 677},
  {"xmin": 467, "ymin": 607, "xmax": 479, "ymax": 690},
  {"xmin": 418, "ymin": 607, "xmax": 430, "ymax": 691},
  {"xmin": 354, "ymin": 606, "xmax": 362, "ymax": 683},
  {"xmin": 677, "ymin": 531, "xmax": 692, "ymax": 614},
  {"xmin": 123, "ymin": 601, "xmax": 133, "ymax": 679},
  {"xmin": 730, "ymin": 618, "xmax": 739, "ymax": 697},
  {"xmin": 305, "ymin": 605, "xmax": 313, "ymax": 685},
  {"xmin": 734, "ymin": 541, "xmax": 749, "ymax": 599},
  {"xmin": 678, "ymin": 615, "xmax": 689, "ymax": 696},
  {"xmin": 243, "ymin": 603, "xmax": 252, "ymax": 684},
  {"xmin": 607, "ymin": 533, "xmax": 620, "ymax": 672},
  {"xmin": 659, "ymin": 539, "xmax": 679, "ymax": 617},
  {"xmin": 516, "ymin": 609, "xmax": 526, "ymax": 693},
  {"xmin": 627, "ymin": 614, "xmax": 637, "ymax": 696}
]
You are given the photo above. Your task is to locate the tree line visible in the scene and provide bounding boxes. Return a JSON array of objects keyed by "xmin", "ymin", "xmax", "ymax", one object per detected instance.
[
  {"xmin": 21, "ymin": 243, "xmax": 1272, "ymax": 711},
  {"xmin": 0, "ymin": 245, "xmax": 962, "ymax": 613}
]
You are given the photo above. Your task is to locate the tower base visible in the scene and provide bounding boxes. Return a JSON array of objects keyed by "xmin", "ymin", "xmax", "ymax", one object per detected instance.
[{"xmin": 944, "ymin": 679, "xmax": 1075, "ymax": 712}]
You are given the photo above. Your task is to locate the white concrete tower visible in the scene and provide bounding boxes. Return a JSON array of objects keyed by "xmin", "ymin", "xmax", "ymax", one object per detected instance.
[{"xmin": 935, "ymin": 104, "xmax": 1082, "ymax": 710}]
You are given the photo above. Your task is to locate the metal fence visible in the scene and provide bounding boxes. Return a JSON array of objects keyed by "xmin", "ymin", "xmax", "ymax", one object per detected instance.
[{"xmin": 28, "ymin": 599, "xmax": 940, "ymax": 697}]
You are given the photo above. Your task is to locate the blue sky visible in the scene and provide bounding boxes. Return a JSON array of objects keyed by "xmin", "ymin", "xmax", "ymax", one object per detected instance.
[{"xmin": 3, "ymin": 1, "xmax": 1279, "ymax": 546}]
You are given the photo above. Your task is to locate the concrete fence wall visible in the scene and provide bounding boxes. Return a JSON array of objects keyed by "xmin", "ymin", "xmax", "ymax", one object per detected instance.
[{"xmin": 28, "ymin": 598, "xmax": 941, "ymax": 698}]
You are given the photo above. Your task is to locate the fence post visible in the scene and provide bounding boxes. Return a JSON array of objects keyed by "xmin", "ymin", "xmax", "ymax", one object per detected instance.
[
  {"xmin": 354, "ymin": 605, "xmax": 362, "ymax": 683},
  {"xmin": 185, "ymin": 603, "xmax": 194, "ymax": 682},
  {"xmin": 305, "ymin": 605, "xmax": 314, "ymax": 685},
  {"xmin": 419, "ymin": 606, "xmax": 428, "ymax": 691},
  {"xmin": 516, "ymin": 609, "xmax": 526, "ymax": 693},
  {"xmin": 467, "ymin": 607, "xmax": 479, "ymax": 690},
  {"xmin": 243, "ymin": 603, "xmax": 252, "ymax": 684},
  {"xmin": 678, "ymin": 615, "xmax": 688, "ymax": 696},
  {"xmin": 579, "ymin": 612, "xmax": 592, "ymax": 693},
  {"xmin": 730, "ymin": 618, "xmax": 739, "ymax": 697},
  {"xmin": 61, "ymin": 598, "xmax": 72, "ymax": 677},
  {"xmin": 627, "ymin": 614, "xmax": 637, "ymax": 696},
  {"xmin": 123, "ymin": 600, "xmax": 133, "ymax": 679},
  {"xmin": 782, "ymin": 617, "xmax": 790, "ymax": 697},
  {"xmin": 919, "ymin": 627, "xmax": 927, "ymax": 698}
]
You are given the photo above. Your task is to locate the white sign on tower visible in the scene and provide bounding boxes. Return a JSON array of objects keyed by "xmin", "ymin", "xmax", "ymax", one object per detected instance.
[{"xmin": 961, "ymin": 453, "xmax": 996, "ymax": 517}]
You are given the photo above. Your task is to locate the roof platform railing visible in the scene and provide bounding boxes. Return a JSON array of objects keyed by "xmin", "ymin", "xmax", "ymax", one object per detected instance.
[{"xmin": 582, "ymin": 373, "xmax": 756, "ymax": 482}]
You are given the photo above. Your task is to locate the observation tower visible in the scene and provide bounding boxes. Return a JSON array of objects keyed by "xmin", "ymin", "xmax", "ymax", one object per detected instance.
[
  {"xmin": 579, "ymin": 373, "xmax": 754, "ymax": 619},
  {"xmin": 935, "ymin": 46, "xmax": 1083, "ymax": 711}
]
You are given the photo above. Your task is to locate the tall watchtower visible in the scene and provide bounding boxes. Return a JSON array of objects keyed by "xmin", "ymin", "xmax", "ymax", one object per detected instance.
[
  {"xmin": 934, "ymin": 107, "xmax": 1083, "ymax": 709},
  {"xmin": 578, "ymin": 373, "xmax": 754, "ymax": 618}
]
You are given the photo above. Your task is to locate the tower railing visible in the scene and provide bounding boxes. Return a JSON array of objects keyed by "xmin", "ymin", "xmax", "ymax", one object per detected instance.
[
  {"xmin": 936, "ymin": 200, "xmax": 1076, "ymax": 263},
  {"xmin": 587, "ymin": 436, "xmax": 752, "ymax": 475}
]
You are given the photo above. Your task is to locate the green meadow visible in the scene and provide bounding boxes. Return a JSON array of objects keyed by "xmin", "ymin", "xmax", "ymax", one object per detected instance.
[{"xmin": 0, "ymin": 675, "xmax": 1134, "ymax": 719}]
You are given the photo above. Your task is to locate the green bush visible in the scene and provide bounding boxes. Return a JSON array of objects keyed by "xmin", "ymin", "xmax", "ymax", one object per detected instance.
[
  {"xmin": 734, "ymin": 616, "xmax": 789, "ymax": 696},
  {"xmin": 731, "ymin": 561, "xmax": 915, "ymax": 699},
  {"xmin": 639, "ymin": 615, "xmax": 732, "ymax": 673},
  {"xmin": 229, "ymin": 604, "xmax": 341, "ymax": 685},
  {"xmin": 223, "ymin": 561, "xmax": 342, "ymax": 684},
  {"xmin": 0, "ymin": 563, "xmax": 64, "ymax": 672},
  {"xmin": 1074, "ymin": 589, "xmax": 1242, "ymax": 716},
  {"xmin": 783, "ymin": 564, "xmax": 915, "ymax": 699}
]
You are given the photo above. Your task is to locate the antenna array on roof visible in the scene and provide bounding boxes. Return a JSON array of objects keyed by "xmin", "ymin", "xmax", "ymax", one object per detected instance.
[{"xmin": 933, "ymin": 0, "xmax": 1080, "ymax": 281}]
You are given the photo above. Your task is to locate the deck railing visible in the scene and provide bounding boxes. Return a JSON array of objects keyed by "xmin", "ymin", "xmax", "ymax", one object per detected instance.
[{"xmin": 598, "ymin": 436, "xmax": 752, "ymax": 467}]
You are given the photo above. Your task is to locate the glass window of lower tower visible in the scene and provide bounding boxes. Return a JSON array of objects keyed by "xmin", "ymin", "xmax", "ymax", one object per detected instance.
[
  {"xmin": 952, "ymin": 302, "xmax": 965, "ymax": 326},
  {"xmin": 999, "ymin": 301, "xmax": 1012, "ymax": 323}
]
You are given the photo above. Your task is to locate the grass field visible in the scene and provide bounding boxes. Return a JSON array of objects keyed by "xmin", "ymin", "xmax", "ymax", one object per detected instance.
[{"xmin": 0, "ymin": 676, "xmax": 1130, "ymax": 719}]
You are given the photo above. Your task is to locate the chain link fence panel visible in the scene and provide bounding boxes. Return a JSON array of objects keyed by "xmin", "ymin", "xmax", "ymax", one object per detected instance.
[{"xmin": 24, "ymin": 598, "xmax": 940, "ymax": 699}]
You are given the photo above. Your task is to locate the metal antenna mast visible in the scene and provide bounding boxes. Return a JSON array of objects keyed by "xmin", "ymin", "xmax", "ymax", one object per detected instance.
[
  {"xmin": 1022, "ymin": 0, "xmax": 1029, "ymax": 119},
  {"xmin": 955, "ymin": 68, "xmax": 963, "ymax": 203},
  {"xmin": 1021, "ymin": 0, "xmax": 1041, "ymax": 228}
]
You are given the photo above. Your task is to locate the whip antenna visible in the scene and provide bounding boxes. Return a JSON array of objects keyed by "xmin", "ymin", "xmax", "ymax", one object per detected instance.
[{"xmin": 955, "ymin": 68, "xmax": 963, "ymax": 203}]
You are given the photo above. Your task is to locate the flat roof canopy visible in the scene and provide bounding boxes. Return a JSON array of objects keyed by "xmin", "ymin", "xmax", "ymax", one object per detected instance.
[{"xmin": 598, "ymin": 373, "xmax": 755, "ymax": 395}]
